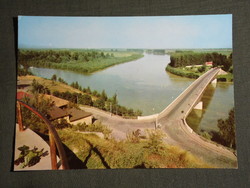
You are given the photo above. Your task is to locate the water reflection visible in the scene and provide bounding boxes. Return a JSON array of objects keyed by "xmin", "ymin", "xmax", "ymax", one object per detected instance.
[
  {"xmin": 186, "ymin": 84, "xmax": 216, "ymax": 131},
  {"xmin": 186, "ymin": 82, "xmax": 234, "ymax": 132}
]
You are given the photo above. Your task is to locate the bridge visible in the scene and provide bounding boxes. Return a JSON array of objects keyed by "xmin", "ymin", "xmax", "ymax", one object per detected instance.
[
  {"xmin": 82, "ymin": 67, "xmax": 237, "ymax": 168},
  {"xmin": 156, "ymin": 67, "xmax": 237, "ymax": 168}
]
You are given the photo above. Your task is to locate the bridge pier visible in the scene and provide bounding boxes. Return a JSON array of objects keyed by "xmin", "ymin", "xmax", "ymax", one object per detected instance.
[
  {"xmin": 211, "ymin": 78, "xmax": 217, "ymax": 86},
  {"xmin": 194, "ymin": 101, "xmax": 203, "ymax": 110}
]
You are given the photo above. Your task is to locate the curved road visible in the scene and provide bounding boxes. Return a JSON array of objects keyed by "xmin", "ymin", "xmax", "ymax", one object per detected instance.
[{"xmin": 81, "ymin": 68, "xmax": 237, "ymax": 168}]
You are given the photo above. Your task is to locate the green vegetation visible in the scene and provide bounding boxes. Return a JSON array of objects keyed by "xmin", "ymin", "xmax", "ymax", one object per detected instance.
[
  {"xmin": 198, "ymin": 108, "xmax": 236, "ymax": 150},
  {"xmin": 19, "ymin": 94, "xmax": 53, "ymax": 134},
  {"xmin": 30, "ymin": 79, "xmax": 142, "ymax": 118},
  {"xmin": 31, "ymin": 79, "xmax": 51, "ymax": 94},
  {"xmin": 166, "ymin": 51, "xmax": 233, "ymax": 81},
  {"xmin": 169, "ymin": 51, "xmax": 232, "ymax": 72},
  {"xmin": 14, "ymin": 145, "xmax": 48, "ymax": 168},
  {"xmin": 217, "ymin": 108, "xmax": 236, "ymax": 149},
  {"xmin": 166, "ymin": 65, "xmax": 201, "ymax": 79},
  {"xmin": 57, "ymin": 128, "xmax": 212, "ymax": 169},
  {"xmin": 217, "ymin": 73, "xmax": 233, "ymax": 82},
  {"xmin": 72, "ymin": 122, "xmax": 112, "ymax": 139},
  {"xmin": 18, "ymin": 49, "xmax": 143, "ymax": 74},
  {"xmin": 146, "ymin": 49, "xmax": 166, "ymax": 55},
  {"xmin": 18, "ymin": 65, "xmax": 33, "ymax": 76}
]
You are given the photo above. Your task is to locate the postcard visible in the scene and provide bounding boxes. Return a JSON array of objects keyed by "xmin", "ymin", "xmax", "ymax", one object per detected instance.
[{"xmin": 15, "ymin": 15, "xmax": 236, "ymax": 170}]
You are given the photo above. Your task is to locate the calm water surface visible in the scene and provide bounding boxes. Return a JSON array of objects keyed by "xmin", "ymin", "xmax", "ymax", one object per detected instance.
[{"xmin": 29, "ymin": 54, "xmax": 234, "ymax": 131}]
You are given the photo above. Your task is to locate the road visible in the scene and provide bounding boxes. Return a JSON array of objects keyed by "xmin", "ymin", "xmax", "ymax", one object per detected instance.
[{"xmin": 81, "ymin": 68, "xmax": 237, "ymax": 168}]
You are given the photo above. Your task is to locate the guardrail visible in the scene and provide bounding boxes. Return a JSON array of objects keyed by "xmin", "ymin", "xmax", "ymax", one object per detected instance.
[
  {"xmin": 16, "ymin": 99, "xmax": 69, "ymax": 170},
  {"xmin": 158, "ymin": 68, "xmax": 220, "ymax": 119},
  {"xmin": 184, "ymin": 68, "xmax": 220, "ymax": 118}
]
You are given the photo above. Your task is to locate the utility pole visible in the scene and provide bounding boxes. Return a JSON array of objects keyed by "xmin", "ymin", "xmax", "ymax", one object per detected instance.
[{"xmin": 110, "ymin": 102, "xmax": 112, "ymax": 116}]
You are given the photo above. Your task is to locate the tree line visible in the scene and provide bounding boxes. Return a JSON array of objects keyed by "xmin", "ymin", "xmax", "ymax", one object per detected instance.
[
  {"xmin": 200, "ymin": 108, "xmax": 236, "ymax": 150},
  {"xmin": 169, "ymin": 52, "xmax": 233, "ymax": 72},
  {"xmin": 32, "ymin": 77, "xmax": 142, "ymax": 118},
  {"xmin": 18, "ymin": 49, "xmax": 143, "ymax": 74},
  {"xmin": 19, "ymin": 49, "xmax": 114, "ymax": 66}
]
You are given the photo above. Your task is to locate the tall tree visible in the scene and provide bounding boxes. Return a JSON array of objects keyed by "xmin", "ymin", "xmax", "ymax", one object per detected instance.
[{"xmin": 217, "ymin": 108, "xmax": 236, "ymax": 149}]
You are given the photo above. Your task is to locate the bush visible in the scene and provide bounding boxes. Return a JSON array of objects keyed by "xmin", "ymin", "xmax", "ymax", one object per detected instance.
[
  {"xmin": 166, "ymin": 65, "xmax": 200, "ymax": 79},
  {"xmin": 52, "ymin": 119, "xmax": 72, "ymax": 129},
  {"xmin": 146, "ymin": 129, "xmax": 166, "ymax": 153},
  {"xmin": 126, "ymin": 129, "xmax": 141, "ymax": 143},
  {"xmin": 73, "ymin": 122, "xmax": 112, "ymax": 139},
  {"xmin": 217, "ymin": 77, "xmax": 227, "ymax": 82}
]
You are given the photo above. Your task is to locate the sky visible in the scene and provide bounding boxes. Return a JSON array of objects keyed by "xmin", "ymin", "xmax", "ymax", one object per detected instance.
[{"xmin": 18, "ymin": 15, "xmax": 232, "ymax": 49}]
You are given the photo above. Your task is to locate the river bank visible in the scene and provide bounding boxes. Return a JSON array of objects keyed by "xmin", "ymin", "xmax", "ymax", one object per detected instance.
[
  {"xmin": 19, "ymin": 49, "xmax": 144, "ymax": 74},
  {"xmin": 166, "ymin": 64, "xmax": 233, "ymax": 82}
]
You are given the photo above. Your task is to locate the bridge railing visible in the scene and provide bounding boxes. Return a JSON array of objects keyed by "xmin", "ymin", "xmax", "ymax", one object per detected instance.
[
  {"xmin": 158, "ymin": 68, "xmax": 220, "ymax": 119},
  {"xmin": 16, "ymin": 99, "xmax": 69, "ymax": 170},
  {"xmin": 183, "ymin": 68, "xmax": 220, "ymax": 118}
]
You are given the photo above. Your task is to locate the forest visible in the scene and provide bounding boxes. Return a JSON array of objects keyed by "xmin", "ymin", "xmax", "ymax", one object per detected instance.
[
  {"xmin": 18, "ymin": 49, "xmax": 143, "ymax": 74},
  {"xmin": 169, "ymin": 51, "xmax": 232, "ymax": 72}
]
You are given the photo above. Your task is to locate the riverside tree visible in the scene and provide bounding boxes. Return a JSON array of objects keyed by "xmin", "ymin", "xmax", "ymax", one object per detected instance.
[{"xmin": 217, "ymin": 108, "xmax": 236, "ymax": 149}]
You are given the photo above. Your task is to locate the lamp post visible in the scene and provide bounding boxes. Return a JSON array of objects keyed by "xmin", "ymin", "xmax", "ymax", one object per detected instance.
[{"xmin": 153, "ymin": 107, "xmax": 157, "ymax": 130}]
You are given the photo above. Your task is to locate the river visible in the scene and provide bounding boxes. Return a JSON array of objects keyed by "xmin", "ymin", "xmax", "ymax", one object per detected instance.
[{"xmin": 29, "ymin": 54, "xmax": 234, "ymax": 132}]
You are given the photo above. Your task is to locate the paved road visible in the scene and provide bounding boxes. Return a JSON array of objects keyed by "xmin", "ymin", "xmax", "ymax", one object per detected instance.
[{"xmin": 81, "ymin": 68, "xmax": 237, "ymax": 168}]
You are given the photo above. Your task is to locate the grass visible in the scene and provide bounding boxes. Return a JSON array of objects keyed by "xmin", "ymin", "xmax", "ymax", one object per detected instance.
[
  {"xmin": 47, "ymin": 54, "xmax": 143, "ymax": 74},
  {"xmin": 217, "ymin": 73, "xmax": 234, "ymax": 82},
  {"xmin": 57, "ymin": 128, "xmax": 213, "ymax": 169},
  {"xmin": 18, "ymin": 75, "xmax": 81, "ymax": 93},
  {"xmin": 166, "ymin": 65, "xmax": 233, "ymax": 82},
  {"xmin": 18, "ymin": 75, "xmax": 100, "ymax": 101},
  {"xmin": 21, "ymin": 49, "xmax": 144, "ymax": 74},
  {"xmin": 166, "ymin": 65, "xmax": 202, "ymax": 79}
]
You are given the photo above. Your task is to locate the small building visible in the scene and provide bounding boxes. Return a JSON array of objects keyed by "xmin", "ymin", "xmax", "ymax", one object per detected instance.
[
  {"xmin": 43, "ymin": 94, "xmax": 69, "ymax": 109},
  {"xmin": 66, "ymin": 108, "xmax": 93, "ymax": 125},
  {"xmin": 185, "ymin": 65, "xmax": 203, "ymax": 68},
  {"xmin": 47, "ymin": 106, "xmax": 68, "ymax": 121},
  {"xmin": 17, "ymin": 80, "xmax": 32, "ymax": 90},
  {"xmin": 16, "ymin": 92, "xmax": 92, "ymax": 125},
  {"xmin": 205, "ymin": 61, "xmax": 213, "ymax": 66}
]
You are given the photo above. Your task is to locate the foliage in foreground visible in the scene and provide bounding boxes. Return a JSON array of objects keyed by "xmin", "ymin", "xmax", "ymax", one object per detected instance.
[
  {"xmin": 19, "ymin": 94, "xmax": 53, "ymax": 134},
  {"xmin": 199, "ymin": 108, "xmax": 236, "ymax": 150},
  {"xmin": 57, "ymin": 128, "xmax": 213, "ymax": 169},
  {"xmin": 14, "ymin": 145, "xmax": 48, "ymax": 168}
]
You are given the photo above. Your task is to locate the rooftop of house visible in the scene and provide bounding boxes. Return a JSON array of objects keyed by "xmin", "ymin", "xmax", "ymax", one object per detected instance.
[
  {"xmin": 16, "ymin": 92, "xmax": 91, "ymax": 122},
  {"xmin": 66, "ymin": 108, "xmax": 92, "ymax": 122},
  {"xmin": 48, "ymin": 106, "xmax": 68, "ymax": 120},
  {"xmin": 205, "ymin": 61, "xmax": 213, "ymax": 65},
  {"xmin": 43, "ymin": 94, "xmax": 69, "ymax": 108},
  {"xmin": 16, "ymin": 91, "xmax": 32, "ymax": 100},
  {"xmin": 17, "ymin": 80, "xmax": 33, "ymax": 86}
]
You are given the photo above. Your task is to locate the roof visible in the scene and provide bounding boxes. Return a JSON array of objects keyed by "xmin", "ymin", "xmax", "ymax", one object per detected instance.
[
  {"xmin": 17, "ymin": 80, "xmax": 33, "ymax": 86},
  {"xmin": 43, "ymin": 94, "xmax": 69, "ymax": 108},
  {"xmin": 16, "ymin": 91, "xmax": 32, "ymax": 100},
  {"xmin": 205, "ymin": 61, "xmax": 213, "ymax": 65},
  {"xmin": 48, "ymin": 106, "xmax": 68, "ymax": 120},
  {"xmin": 66, "ymin": 108, "xmax": 92, "ymax": 122}
]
